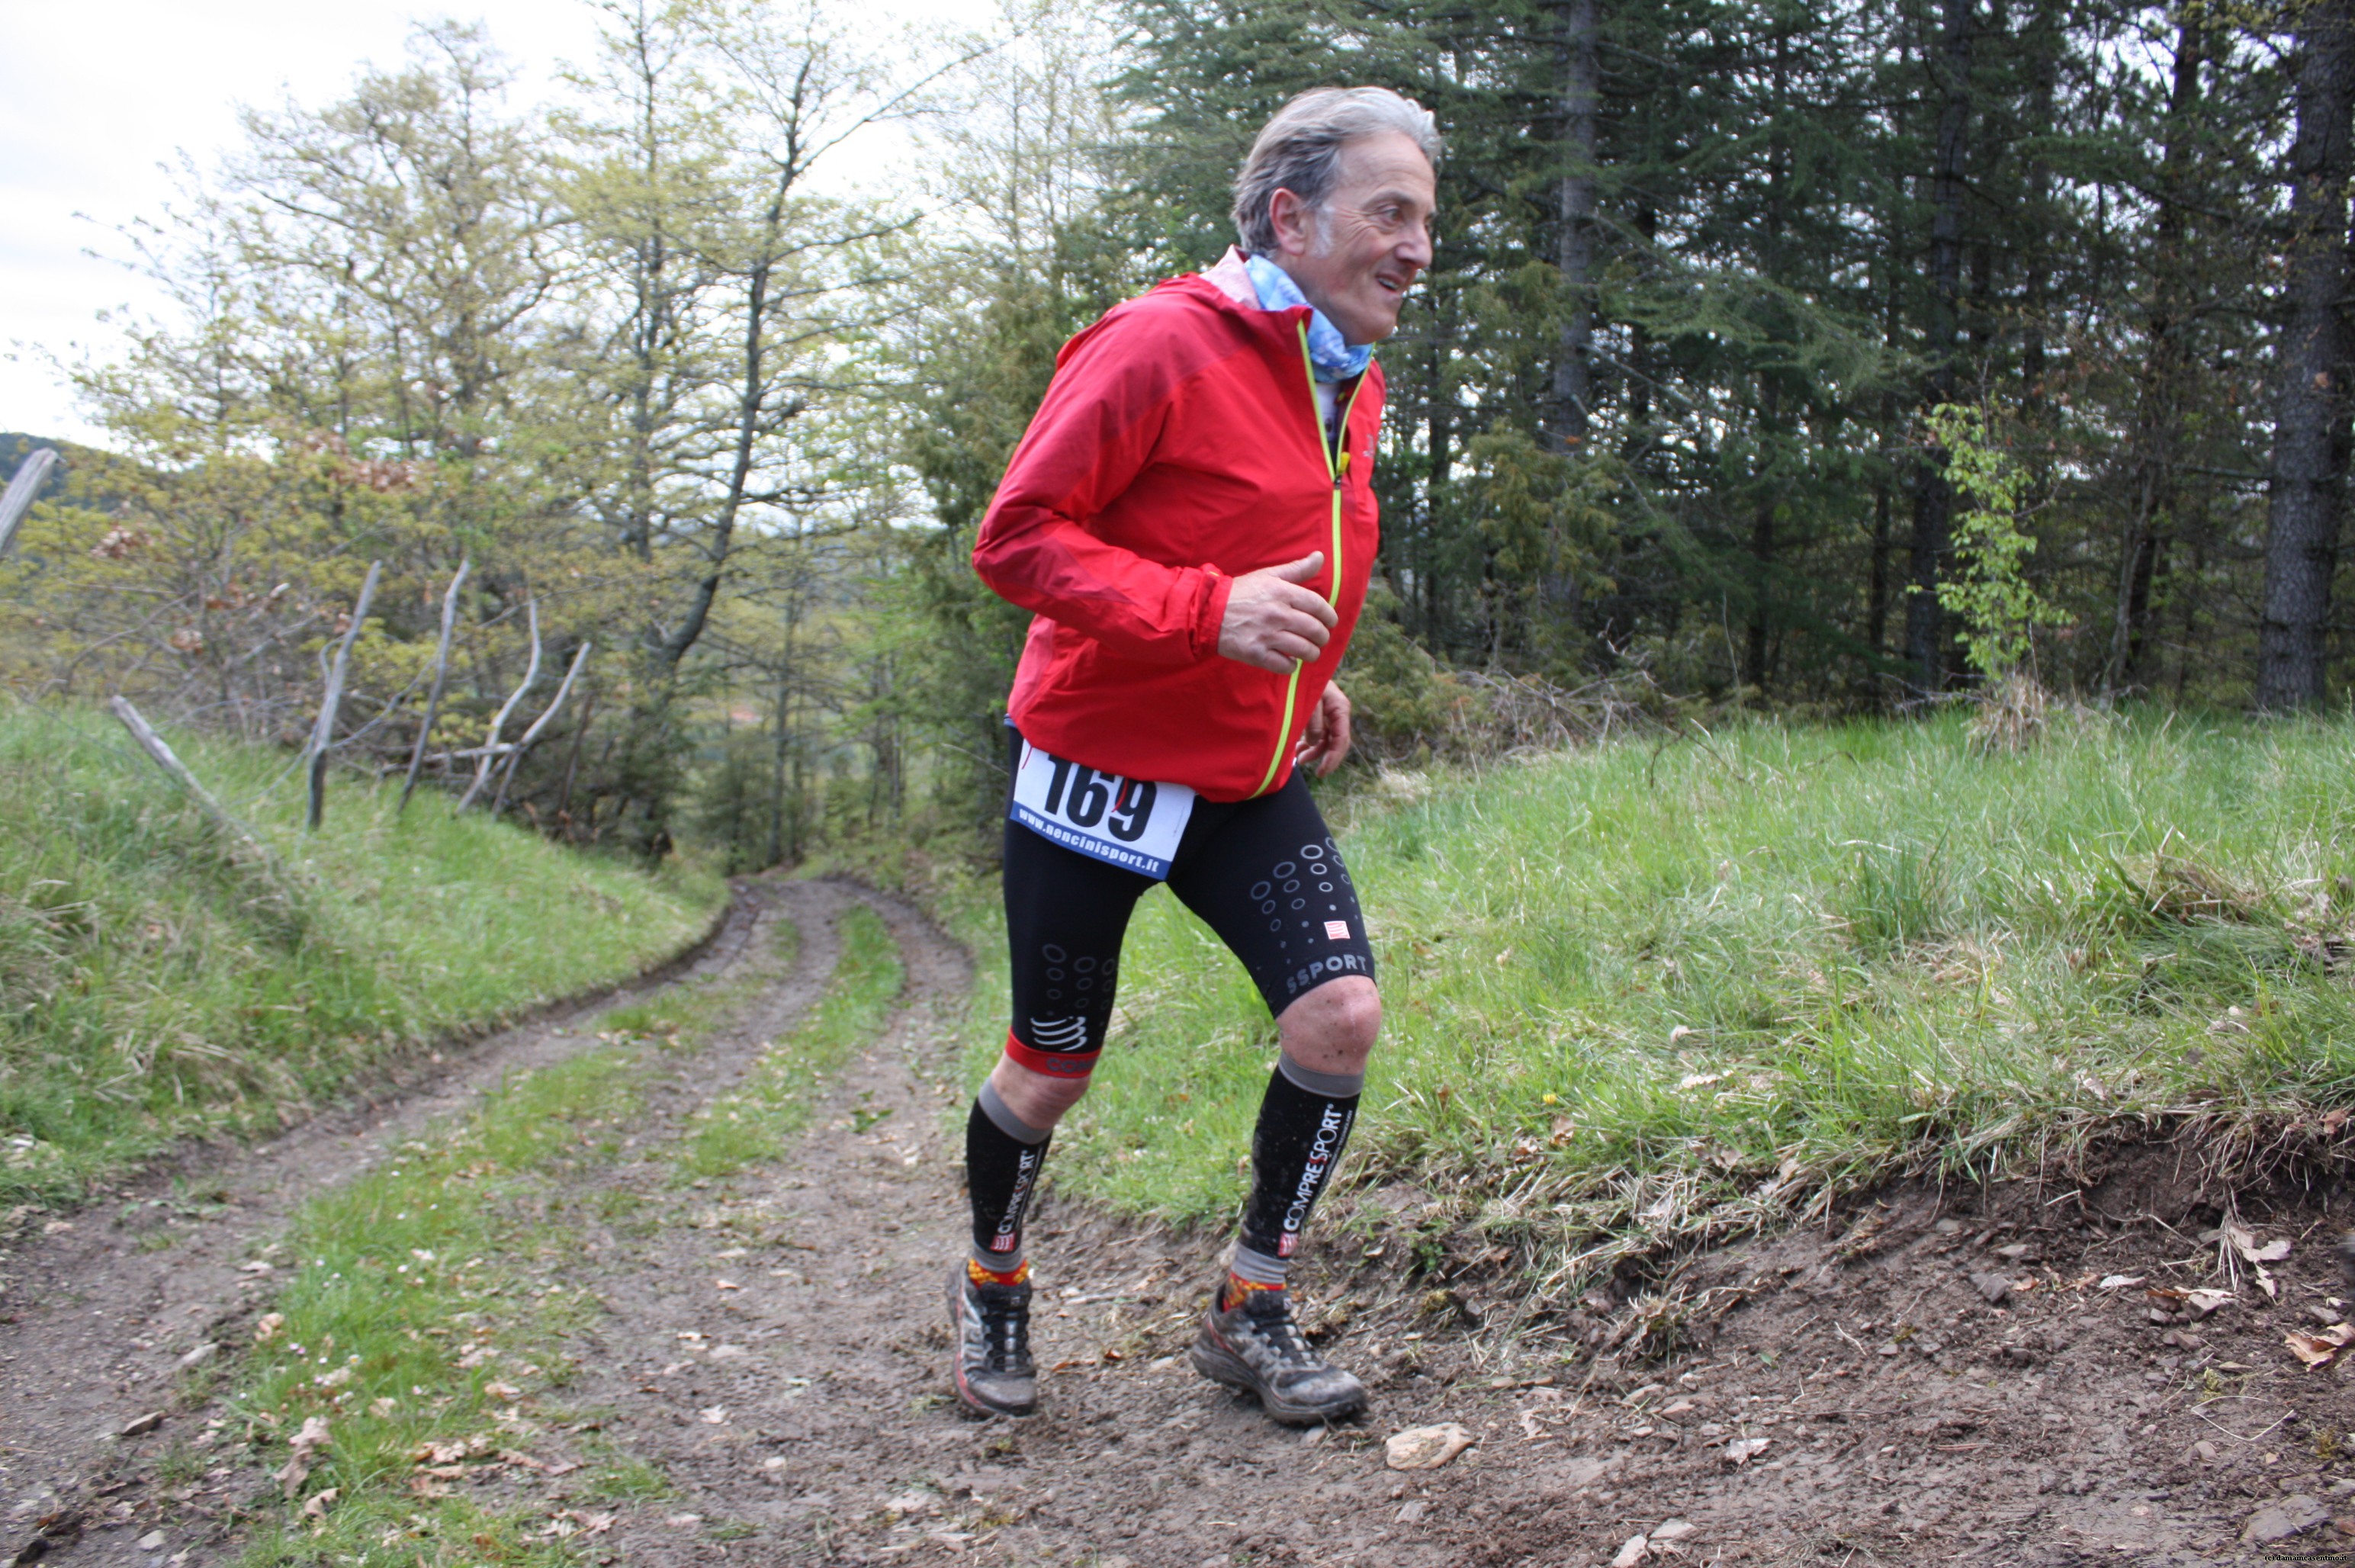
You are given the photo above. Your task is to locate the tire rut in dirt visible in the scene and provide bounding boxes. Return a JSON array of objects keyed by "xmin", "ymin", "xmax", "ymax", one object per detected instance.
[{"xmin": 0, "ymin": 877, "xmax": 824, "ymax": 1560}]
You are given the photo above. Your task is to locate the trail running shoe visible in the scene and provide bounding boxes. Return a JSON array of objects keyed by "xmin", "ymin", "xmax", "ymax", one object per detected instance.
[
  {"xmin": 948, "ymin": 1268, "xmax": 1036, "ymax": 1418},
  {"xmin": 1189, "ymin": 1287, "xmax": 1367, "ymax": 1426}
]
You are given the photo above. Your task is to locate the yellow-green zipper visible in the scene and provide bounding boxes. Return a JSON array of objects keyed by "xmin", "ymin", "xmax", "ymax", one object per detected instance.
[{"xmin": 1249, "ymin": 324, "xmax": 1367, "ymax": 797}]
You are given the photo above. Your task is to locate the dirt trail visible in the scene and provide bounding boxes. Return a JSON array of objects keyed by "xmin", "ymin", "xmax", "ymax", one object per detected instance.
[
  {"xmin": 0, "ymin": 878, "xmax": 826, "ymax": 1557},
  {"xmin": 11, "ymin": 879, "xmax": 2355, "ymax": 1566}
]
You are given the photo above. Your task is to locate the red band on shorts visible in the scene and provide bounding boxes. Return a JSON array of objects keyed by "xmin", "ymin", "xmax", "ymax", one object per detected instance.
[{"xmin": 1004, "ymin": 1029, "xmax": 1100, "ymax": 1079}]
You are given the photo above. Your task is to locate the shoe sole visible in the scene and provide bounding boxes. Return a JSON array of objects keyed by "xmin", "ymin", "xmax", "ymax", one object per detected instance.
[
  {"xmin": 1189, "ymin": 1329, "xmax": 1367, "ymax": 1427},
  {"xmin": 947, "ymin": 1275, "xmax": 1036, "ymax": 1419}
]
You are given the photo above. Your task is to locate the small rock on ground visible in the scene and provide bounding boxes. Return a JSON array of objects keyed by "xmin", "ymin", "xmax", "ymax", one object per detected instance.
[{"xmin": 2243, "ymin": 1494, "xmax": 2331, "ymax": 1545}]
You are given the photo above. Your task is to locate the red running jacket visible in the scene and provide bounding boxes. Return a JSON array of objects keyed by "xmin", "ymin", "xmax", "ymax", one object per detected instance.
[{"xmin": 973, "ymin": 272, "xmax": 1383, "ymax": 802}]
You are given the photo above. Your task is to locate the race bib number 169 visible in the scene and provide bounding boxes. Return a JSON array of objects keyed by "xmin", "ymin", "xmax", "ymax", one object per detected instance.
[{"xmin": 1009, "ymin": 738, "xmax": 1194, "ymax": 879}]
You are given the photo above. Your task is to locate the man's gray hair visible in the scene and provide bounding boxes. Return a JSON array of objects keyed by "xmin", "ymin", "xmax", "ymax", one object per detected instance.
[{"xmin": 1232, "ymin": 87, "xmax": 1443, "ymax": 255}]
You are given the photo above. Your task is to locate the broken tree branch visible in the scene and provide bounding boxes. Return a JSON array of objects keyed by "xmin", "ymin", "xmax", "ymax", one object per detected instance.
[
  {"xmin": 457, "ymin": 595, "xmax": 541, "ymax": 811},
  {"xmin": 305, "ymin": 560, "xmax": 382, "ymax": 831},
  {"xmin": 491, "ymin": 641, "xmax": 591, "ymax": 816},
  {"xmin": 399, "ymin": 557, "xmax": 471, "ymax": 818}
]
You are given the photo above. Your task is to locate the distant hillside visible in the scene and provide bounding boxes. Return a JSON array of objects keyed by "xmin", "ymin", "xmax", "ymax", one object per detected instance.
[{"xmin": 1, "ymin": 435, "xmax": 70, "ymax": 504}]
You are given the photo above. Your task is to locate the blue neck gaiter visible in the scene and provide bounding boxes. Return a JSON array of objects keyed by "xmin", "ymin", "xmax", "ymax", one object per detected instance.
[{"xmin": 1243, "ymin": 254, "xmax": 1373, "ymax": 384}]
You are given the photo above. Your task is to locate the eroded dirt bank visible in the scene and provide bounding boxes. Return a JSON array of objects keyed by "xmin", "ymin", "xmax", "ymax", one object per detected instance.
[{"xmin": 8, "ymin": 879, "xmax": 2355, "ymax": 1566}]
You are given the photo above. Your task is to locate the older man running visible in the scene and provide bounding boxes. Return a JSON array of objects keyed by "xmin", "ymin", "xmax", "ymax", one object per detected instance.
[{"xmin": 954, "ymin": 86, "xmax": 1441, "ymax": 1426}]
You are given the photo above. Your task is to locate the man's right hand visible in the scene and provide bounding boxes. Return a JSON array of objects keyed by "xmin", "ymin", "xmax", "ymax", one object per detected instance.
[{"xmin": 1217, "ymin": 552, "xmax": 1338, "ymax": 673}]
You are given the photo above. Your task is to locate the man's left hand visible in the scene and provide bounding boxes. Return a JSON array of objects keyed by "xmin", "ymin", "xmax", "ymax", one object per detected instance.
[{"xmin": 1296, "ymin": 683, "xmax": 1354, "ymax": 777}]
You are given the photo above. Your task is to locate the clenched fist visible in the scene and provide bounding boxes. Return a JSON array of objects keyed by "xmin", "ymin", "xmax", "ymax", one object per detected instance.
[{"xmin": 1218, "ymin": 552, "xmax": 1337, "ymax": 673}]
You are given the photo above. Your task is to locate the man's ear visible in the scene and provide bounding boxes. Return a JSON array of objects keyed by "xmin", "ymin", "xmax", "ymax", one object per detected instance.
[{"xmin": 1267, "ymin": 187, "xmax": 1315, "ymax": 259}]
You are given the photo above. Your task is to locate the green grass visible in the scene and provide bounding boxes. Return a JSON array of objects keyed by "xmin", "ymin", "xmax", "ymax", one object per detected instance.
[
  {"xmin": 958, "ymin": 708, "xmax": 2355, "ymax": 1296},
  {"xmin": 224, "ymin": 894, "xmax": 897, "ymax": 1562},
  {"xmin": 678, "ymin": 903, "xmax": 903, "ymax": 1178},
  {"xmin": 0, "ymin": 704, "xmax": 727, "ymax": 1203}
]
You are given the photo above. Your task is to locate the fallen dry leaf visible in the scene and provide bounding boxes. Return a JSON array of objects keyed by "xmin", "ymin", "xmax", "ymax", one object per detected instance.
[
  {"xmin": 2285, "ymin": 1332, "xmax": 2340, "ymax": 1368},
  {"xmin": 1611, "ymin": 1534, "xmax": 1649, "ymax": 1567},
  {"xmin": 2098, "ymin": 1274, "xmax": 2146, "ymax": 1290},
  {"xmin": 2227, "ymin": 1223, "xmax": 2292, "ymax": 1265},
  {"xmin": 482, "ymin": 1380, "xmax": 522, "ymax": 1403},
  {"xmin": 300, "ymin": 1487, "xmax": 339, "ymax": 1520},
  {"xmin": 1724, "ymin": 1437, "xmax": 1772, "ymax": 1465},
  {"xmin": 277, "ymin": 1415, "xmax": 331, "ymax": 1500},
  {"xmin": 2186, "ymin": 1289, "xmax": 2236, "ymax": 1319},
  {"xmin": 254, "ymin": 1313, "xmax": 287, "ymax": 1344},
  {"xmin": 1385, "ymin": 1422, "xmax": 1476, "ymax": 1470}
]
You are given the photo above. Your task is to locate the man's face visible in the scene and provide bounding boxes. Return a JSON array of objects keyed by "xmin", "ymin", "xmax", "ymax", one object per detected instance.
[{"xmin": 1269, "ymin": 129, "xmax": 1438, "ymax": 347}]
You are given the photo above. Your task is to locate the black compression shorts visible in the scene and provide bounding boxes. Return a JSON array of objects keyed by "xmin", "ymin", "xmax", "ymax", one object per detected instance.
[{"xmin": 999, "ymin": 728, "xmax": 1377, "ymax": 1079}]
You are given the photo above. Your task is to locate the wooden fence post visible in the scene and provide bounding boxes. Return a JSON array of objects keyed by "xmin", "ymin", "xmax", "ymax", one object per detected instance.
[
  {"xmin": 457, "ymin": 596, "xmax": 541, "ymax": 811},
  {"xmin": 0, "ymin": 448, "xmax": 59, "ymax": 558},
  {"xmin": 491, "ymin": 642, "xmax": 591, "ymax": 815},
  {"xmin": 108, "ymin": 696, "xmax": 285, "ymax": 878},
  {"xmin": 399, "ymin": 558, "xmax": 471, "ymax": 818},
  {"xmin": 307, "ymin": 560, "xmax": 382, "ymax": 831}
]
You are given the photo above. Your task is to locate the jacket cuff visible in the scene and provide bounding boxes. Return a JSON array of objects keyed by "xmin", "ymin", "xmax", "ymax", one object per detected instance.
[{"xmin": 1191, "ymin": 567, "xmax": 1232, "ymax": 663}]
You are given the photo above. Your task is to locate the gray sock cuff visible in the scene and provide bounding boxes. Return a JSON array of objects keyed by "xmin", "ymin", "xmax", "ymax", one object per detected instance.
[
  {"xmin": 1277, "ymin": 1051, "xmax": 1365, "ymax": 1101},
  {"xmin": 977, "ymin": 1081, "xmax": 1052, "ymax": 1145},
  {"xmin": 971, "ymin": 1243, "xmax": 1026, "ymax": 1274},
  {"xmin": 1230, "ymin": 1243, "xmax": 1287, "ymax": 1286}
]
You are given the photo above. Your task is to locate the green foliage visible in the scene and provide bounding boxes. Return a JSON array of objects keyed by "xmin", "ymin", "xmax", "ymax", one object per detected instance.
[
  {"xmin": 686, "ymin": 731, "xmax": 788, "ymax": 876},
  {"xmin": 962, "ymin": 709, "xmax": 2355, "ymax": 1291},
  {"xmin": 1925, "ymin": 403, "xmax": 2068, "ymax": 681},
  {"xmin": 889, "ymin": 5, "xmax": 1148, "ymax": 840},
  {"xmin": 0, "ymin": 705, "xmax": 724, "ymax": 1203}
]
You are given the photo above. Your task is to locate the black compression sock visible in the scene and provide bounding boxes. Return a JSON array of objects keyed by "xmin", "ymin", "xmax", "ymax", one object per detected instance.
[
  {"xmin": 966, "ymin": 1082, "xmax": 1052, "ymax": 1271},
  {"xmin": 1235, "ymin": 1053, "xmax": 1363, "ymax": 1277}
]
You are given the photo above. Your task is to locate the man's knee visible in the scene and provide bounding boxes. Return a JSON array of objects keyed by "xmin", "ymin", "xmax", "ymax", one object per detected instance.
[
  {"xmin": 988, "ymin": 1053, "xmax": 1093, "ymax": 1129},
  {"xmin": 1277, "ymin": 975, "xmax": 1381, "ymax": 1075}
]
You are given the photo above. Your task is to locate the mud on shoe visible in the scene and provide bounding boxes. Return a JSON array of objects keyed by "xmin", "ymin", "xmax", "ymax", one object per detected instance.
[
  {"xmin": 949, "ymin": 1267, "xmax": 1036, "ymax": 1418},
  {"xmin": 1189, "ymin": 1286, "xmax": 1367, "ymax": 1426}
]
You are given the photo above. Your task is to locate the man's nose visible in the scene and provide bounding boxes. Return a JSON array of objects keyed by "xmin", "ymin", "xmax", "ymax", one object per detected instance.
[{"xmin": 1398, "ymin": 223, "xmax": 1434, "ymax": 272}]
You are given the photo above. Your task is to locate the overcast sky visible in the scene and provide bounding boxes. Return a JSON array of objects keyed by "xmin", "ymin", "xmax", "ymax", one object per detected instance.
[{"xmin": 0, "ymin": 1, "xmax": 947, "ymax": 448}]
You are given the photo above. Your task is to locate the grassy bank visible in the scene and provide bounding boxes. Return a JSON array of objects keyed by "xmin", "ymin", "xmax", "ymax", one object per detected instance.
[
  {"xmin": 960, "ymin": 708, "xmax": 2355, "ymax": 1297},
  {"xmin": 0, "ymin": 705, "xmax": 726, "ymax": 1205}
]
